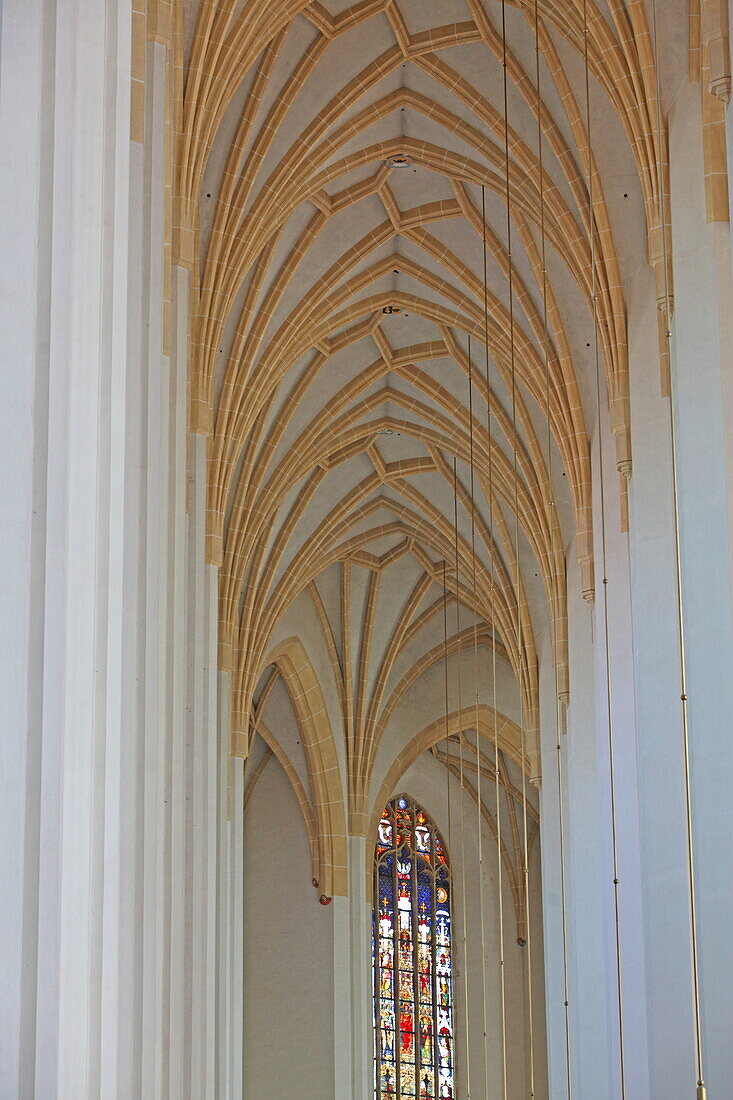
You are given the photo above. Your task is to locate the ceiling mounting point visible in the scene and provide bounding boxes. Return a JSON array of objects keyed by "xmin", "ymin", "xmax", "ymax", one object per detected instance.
[{"xmin": 386, "ymin": 154, "xmax": 413, "ymax": 168}]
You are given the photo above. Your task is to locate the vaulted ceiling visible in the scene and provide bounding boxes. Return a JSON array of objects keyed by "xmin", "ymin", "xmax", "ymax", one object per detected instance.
[{"xmin": 176, "ymin": 0, "xmax": 693, "ymax": 894}]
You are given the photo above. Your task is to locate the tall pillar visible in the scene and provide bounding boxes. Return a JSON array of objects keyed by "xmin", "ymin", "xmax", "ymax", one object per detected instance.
[
  {"xmin": 188, "ymin": 429, "xmax": 221, "ymax": 1095},
  {"xmin": 0, "ymin": 0, "xmax": 55, "ymax": 1091},
  {"xmin": 334, "ymin": 835, "xmax": 372, "ymax": 1100},
  {"xmin": 562, "ymin": 544, "xmax": 614, "ymax": 1100},
  {"xmin": 537, "ymin": 645, "xmax": 571, "ymax": 1100},
  {"xmin": 588, "ymin": 397, "xmax": 651, "ymax": 1098},
  {"xmin": 0, "ymin": 0, "xmax": 138, "ymax": 1093},
  {"xmin": 669, "ymin": 79, "xmax": 733, "ymax": 1097},
  {"xmin": 0, "ymin": 3, "xmax": 222, "ymax": 1095},
  {"xmin": 227, "ymin": 756, "xmax": 245, "ymax": 1099},
  {"xmin": 138, "ymin": 33, "xmax": 171, "ymax": 1100}
]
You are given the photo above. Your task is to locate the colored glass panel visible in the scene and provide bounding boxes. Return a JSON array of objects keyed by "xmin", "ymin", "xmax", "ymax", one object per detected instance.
[{"xmin": 373, "ymin": 797, "xmax": 454, "ymax": 1100}]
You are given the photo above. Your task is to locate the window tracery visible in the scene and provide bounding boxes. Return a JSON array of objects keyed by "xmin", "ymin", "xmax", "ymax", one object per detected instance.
[{"xmin": 373, "ymin": 796, "xmax": 454, "ymax": 1099}]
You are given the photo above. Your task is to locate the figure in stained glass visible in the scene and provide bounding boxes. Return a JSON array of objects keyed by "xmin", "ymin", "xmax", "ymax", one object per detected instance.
[
  {"xmin": 372, "ymin": 796, "xmax": 454, "ymax": 1099},
  {"xmin": 400, "ymin": 1001, "xmax": 413, "ymax": 1054},
  {"xmin": 420, "ymin": 1013, "xmax": 432, "ymax": 1058},
  {"xmin": 438, "ymin": 976, "xmax": 449, "ymax": 1008},
  {"xmin": 419, "ymin": 956, "xmax": 430, "ymax": 998}
]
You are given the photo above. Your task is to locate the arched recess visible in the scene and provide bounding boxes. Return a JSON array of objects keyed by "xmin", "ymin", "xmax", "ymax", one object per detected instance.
[
  {"xmin": 366, "ymin": 703, "xmax": 532, "ymax": 847},
  {"xmin": 263, "ymin": 636, "xmax": 348, "ymax": 898},
  {"xmin": 246, "ymin": 714, "xmax": 320, "ymax": 888},
  {"xmin": 228, "ymin": 488, "xmax": 543, "ymax": 786}
]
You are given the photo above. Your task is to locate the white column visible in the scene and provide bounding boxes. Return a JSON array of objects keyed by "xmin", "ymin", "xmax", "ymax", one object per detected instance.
[
  {"xmin": 0, "ymin": 0, "xmax": 53, "ymax": 1092},
  {"xmin": 184, "ymin": 430, "xmax": 221, "ymax": 1098},
  {"xmin": 205, "ymin": 562, "xmax": 221, "ymax": 1096},
  {"xmin": 218, "ymin": 670, "xmax": 233, "ymax": 1094},
  {"xmin": 188, "ymin": 431, "xmax": 206, "ymax": 1092},
  {"xmin": 0, "ymin": 4, "xmax": 213, "ymax": 1094},
  {"xmin": 0, "ymin": 0, "xmax": 56, "ymax": 1090},
  {"xmin": 212, "ymin": 668, "xmax": 226, "ymax": 1091},
  {"xmin": 540, "ymin": 409, "xmax": 652, "ymax": 1099},
  {"xmin": 0, "ymin": 0, "xmax": 177, "ymax": 1092},
  {"xmin": 333, "ymin": 895, "xmax": 353, "ymax": 1095},
  {"xmin": 334, "ymin": 836, "xmax": 372, "ymax": 1099},
  {"xmin": 139, "ymin": 38, "xmax": 171, "ymax": 1100},
  {"xmin": 589, "ymin": 400, "xmax": 650, "ymax": 1098},
  {"xmin": 164, "ymin": 260, "xmax": 191, "ymax": 1098},
  {"xmin": 563, "ymin": 544, "xmax": 614, "ymax": 1100},
  {"xmin": 627, "ymin": 261, "xmax": 696, "ymax": 1095},
  {"xmin": 49, "ymin": 1, "xmax": 134, "ymax": 1090},
  {"xmin": 538, "ymin": 646, "xmax": 571, "ymax": 1100},
  {"xmin": 228, "ymin": 756, "xmax": 245, "ymax": 1098},
  {"xmin": 669, "ymin": 80, "xmax": 733, "ymax": 1096},
  {"xmin": 351, "ymin": 837, "xmax": 373, "ymax": 1099}
]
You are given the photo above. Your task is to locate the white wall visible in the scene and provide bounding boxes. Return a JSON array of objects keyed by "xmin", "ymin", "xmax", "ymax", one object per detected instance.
[{"xmin": 243, "ymin": 758, "xmax": 336, "ymax": 1099}]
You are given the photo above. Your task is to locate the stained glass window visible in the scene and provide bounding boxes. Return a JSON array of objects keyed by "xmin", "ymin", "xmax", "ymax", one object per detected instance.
[{"xmin": 373, "ymin": 796, "xmax": 454, "ymax": 1099}]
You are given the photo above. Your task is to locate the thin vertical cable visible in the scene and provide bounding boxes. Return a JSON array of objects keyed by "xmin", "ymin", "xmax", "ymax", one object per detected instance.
[
  {"xmin": 481, "ymin": 186, "xmax": 509, "ymax": 1099},
  {"xmin": 442, "ymin": 558, "xmax": 457, "ymax": 1097},
  {"xmin": 452, "ymin": 459, "xmax": 472, "ymax": 1097},
  {"xmin": 529, "ymin": 5, "xmax": 573, "ymax": 1094},
  {"xmin": 499, "ymin": 4, "xmax": 537, "ymax": 1094},
  {"xmin": 466, "ymin": 335, "xmax": 492, "ymax": 1099},
  {"xmin": 440, "ymin": 563, "xmax": 451, "ymax": 1095},
  {"xmin": 581, "ymin": 1, "xmax": 627, "ymax": 1092},
  {"xmin": 443, "ymin": 557, "xmax": 452, "ymax": 787},
  {"xmin": 650, "ymin": 2, "xmax": 705, "ymax": 1094},
  {"xmin": 374, "ymin": 866, "xmax": 379, "ymax": 1100}
]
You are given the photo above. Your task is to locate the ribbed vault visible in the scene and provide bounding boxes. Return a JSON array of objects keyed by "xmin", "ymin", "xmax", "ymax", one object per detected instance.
[{"xmin": 175, "ymin": 0, "xmax": 696, "ymax": 894}]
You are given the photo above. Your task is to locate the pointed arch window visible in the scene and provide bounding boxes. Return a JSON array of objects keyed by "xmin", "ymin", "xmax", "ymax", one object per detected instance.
[{"xmin": 373, "ymin": 795, "xmax": 454, "ymax": 1099}]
